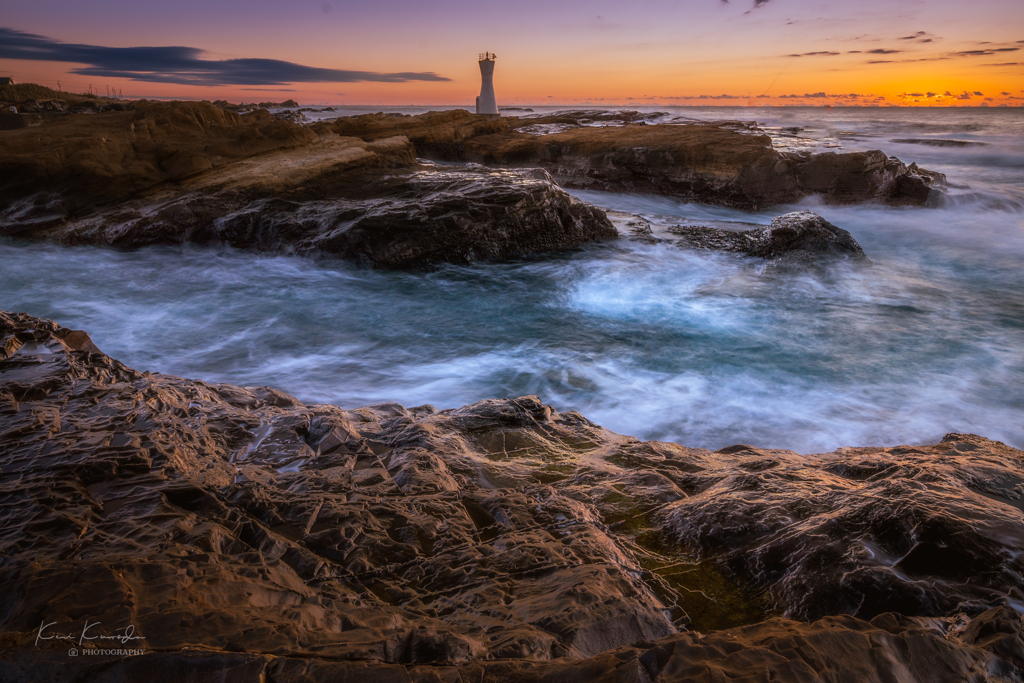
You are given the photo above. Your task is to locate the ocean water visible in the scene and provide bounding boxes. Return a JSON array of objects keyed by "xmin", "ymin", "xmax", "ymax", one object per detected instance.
[{"xmin": 3, "ymin": 107, "xmax": 1022, "ymax": 453}]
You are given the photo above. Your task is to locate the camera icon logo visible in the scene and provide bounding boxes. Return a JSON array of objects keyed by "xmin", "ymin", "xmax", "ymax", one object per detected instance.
[{"xmin": 68, "ymin": 648, "xmax": 78, "ymax": 656}]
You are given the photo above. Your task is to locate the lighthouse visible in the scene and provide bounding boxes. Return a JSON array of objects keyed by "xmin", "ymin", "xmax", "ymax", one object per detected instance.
[{"xmin": 476, "ymin": 52, "xmax": 499, "ymax": 118}]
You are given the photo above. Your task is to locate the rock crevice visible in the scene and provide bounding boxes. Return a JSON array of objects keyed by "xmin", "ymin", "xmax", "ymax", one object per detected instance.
[{"xmin": 1, "ymin": 310, "xmax": 1022, "ymax": 681}]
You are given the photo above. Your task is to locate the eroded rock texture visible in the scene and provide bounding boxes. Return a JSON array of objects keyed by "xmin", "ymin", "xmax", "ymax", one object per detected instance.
[
  {"xmin": 313, "ymin": 108, "xmax": 512, "ymax": 159},
  {"xmin": 322, "ymin": 110, "xmax": 943, "ymax": 209},
  {"xmin": 669, "ymin": 210, "xmax": 868, "ymax": 273},
  {"xmin": 0, "ymin": 103, "xmax": 615, "ymax": 267},
  {"xmin": 0, "ymin": 101, "xmax": 317, "ymax": 218},
  {"xmin": 1, "ymin": 310, "xmax": 1023, "ymax": 681},
  {"xmin": 34, "ymin": 166, "xmax": 615, "ymax": 268}
]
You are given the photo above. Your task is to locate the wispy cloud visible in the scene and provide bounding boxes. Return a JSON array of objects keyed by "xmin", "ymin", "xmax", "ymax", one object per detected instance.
[
  {"xmin": 0, "ymin": 27, "xmax": 450, "ymax": 86},
  {"xmin": 954, "ymin": 47, "xmax": 1019, "ymax": 56},
  {"xmin": 897, "ymin": 31, "xmax": 936, "ymax": 43},
  {"xmin": 786, "ymin": 51, "xmax": 841, "ymax": 57}
]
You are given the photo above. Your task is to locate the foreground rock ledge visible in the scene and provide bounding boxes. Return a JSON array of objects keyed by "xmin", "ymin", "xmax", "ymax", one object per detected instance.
[{"xmin": 1, "ymin": 311, "xmax": 1022, "ymax": 682}]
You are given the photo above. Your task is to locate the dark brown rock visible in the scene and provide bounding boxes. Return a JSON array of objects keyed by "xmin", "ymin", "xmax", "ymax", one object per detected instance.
[
  {"xmin": 320, "ymin": 110, "xmax": 942, "ymax": 209},
  {"xmin": 669, "ymin": 210, "xmax": 869, "ymax": 272},
  {"xmin": 0, "ymin": 101, "xmax": 317, "ymax": 219},
  {"xmin": 0, "ymin": 103, "xmax": 614, "ymax": 267},
  {"xmin": 1, "ymin": 310, "xmax": 1023, "ymax": 681},
  {"xmin": 313, "ymin": 109, "xmax": 512, "ymax": 160},
  {"xmin": 23, "ymin": 165, "xmax": 615, "ymax": 268}
]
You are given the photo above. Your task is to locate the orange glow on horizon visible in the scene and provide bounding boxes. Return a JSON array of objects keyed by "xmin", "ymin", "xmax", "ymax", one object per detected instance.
[{"xmin": 2, "ymin": 0, "xmax": 1022, "ymax": 108}]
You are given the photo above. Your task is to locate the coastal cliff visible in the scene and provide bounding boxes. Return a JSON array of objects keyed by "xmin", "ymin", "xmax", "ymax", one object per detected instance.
[{"xmin": 1, "ymin": 310, "xmax": 1022, "ymax": 682}]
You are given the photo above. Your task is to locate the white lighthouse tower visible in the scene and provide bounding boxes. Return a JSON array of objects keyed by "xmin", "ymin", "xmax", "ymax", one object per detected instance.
[{"xmin": 476, "ymin": 52, "xmax": 499, "ymax": 118}]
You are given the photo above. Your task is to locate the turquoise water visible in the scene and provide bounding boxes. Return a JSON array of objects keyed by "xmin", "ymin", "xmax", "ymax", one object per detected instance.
[{"xmin": 3, "ymin": 107, "xmax": 1022, "ymax": 453}]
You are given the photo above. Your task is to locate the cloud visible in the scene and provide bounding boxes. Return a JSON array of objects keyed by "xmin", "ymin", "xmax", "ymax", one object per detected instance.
[
  {"xmin": 954, "ymin": 47, "xmax": 1020, "ymax": 57},
  {"xmin": 897, "ymin": 31, "xmax": 936, "ymax": 43},
  {"xmin": 0, "ymin": 27, "xmax": 449, "ymax": 86},
  {"xmin": 1002, "ymin": 91, "xmax": 1011, "ymax": 95},
  {"xmin": 974, "ymin": 91, "xmax": 984, "ymax": 96},
  {"xmin": 866, "ymin": 49, "xmax": 902, "ymax": 54},
  {"xmin": 867, "ymin": 60, "xmax": 894, "ymax": 64},
  {"xmin": 786, "ymin": 51, "xmax": 840, "ymax": 57}
]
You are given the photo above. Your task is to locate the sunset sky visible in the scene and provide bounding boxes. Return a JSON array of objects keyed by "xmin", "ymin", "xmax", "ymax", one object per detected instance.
[{"xmin": 2, "ymin": 0, "xmax": 1022, "ymax": 106}]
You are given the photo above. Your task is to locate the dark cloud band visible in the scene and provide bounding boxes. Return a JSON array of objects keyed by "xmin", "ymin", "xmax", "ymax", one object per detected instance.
[{"xmin": 0, "ymin": 27, "xmax": 450, "ymax": 86}]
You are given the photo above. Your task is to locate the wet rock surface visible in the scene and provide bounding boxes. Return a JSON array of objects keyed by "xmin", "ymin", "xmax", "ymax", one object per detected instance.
[
  {"xmin": 0, "ymin": 102, "xmax": 614, "ymax": 267},
  {"xmin": 47, "ymin": 165, "xmax": 615, "ymax": 267},
  {"xmin": 669, "ymin": 210, "xmax": 868, "ymax": 272},
  {"xmin": 1, "ymin": 310, "xmax": 1023, "ymax": 681},
  {"xmin": 669, "ymin": 211, "xmax": 864, "ymax": 258},
  {"xmin": 322, "ymin": 109, "xmax": 943, "ymax": 209}
]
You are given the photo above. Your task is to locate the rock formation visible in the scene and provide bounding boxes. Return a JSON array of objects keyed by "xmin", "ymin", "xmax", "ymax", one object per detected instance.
[
  {"xmin": 0, "ymin": 103, "xmax": 615, "ymax": 267},
  {"xmin": 46, "ymin": 165, "xmax": 616, "ymax": 268},
  {"xmin": 0, "ymin": 101, "xmax": 317, "ymax": 218},
  {"xmin": 669, "ymin": 210, "xmax": 868, "ymax": 272},
  {"xmin": 312, "ymin": 109, "xmax": 512, "ymax": 159},
  {"xmin": 1, "ymin": 310, "xmax": 1022, "ymax": 681},
  {"xmin": 319, "ymin": 110, "xmax": 944, "ymax": 209}
]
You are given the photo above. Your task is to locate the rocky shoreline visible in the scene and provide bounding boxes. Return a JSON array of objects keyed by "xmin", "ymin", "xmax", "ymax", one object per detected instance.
[
  {"xmin": 1, "ymin": 311, "xmax": 1023, "ymax": 681},
  {"xmin": 3, "ymin": 97, "xmax": 1021, "ymax": 682},
  {"xmin": 1, "ymin": 102, "xmax": 946, "ymax": 269},
  {"xmin": 316, "ymin": 109, "xmax": 945, "ymax": 209}
]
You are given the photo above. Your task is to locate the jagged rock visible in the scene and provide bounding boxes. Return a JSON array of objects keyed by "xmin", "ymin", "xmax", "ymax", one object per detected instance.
[
  {"xmin": 669, "ymin": 210, "xmax": 868, "ymax": 272},
  {"xmin": 273, "ymin": 109, "xmax": 308, "ymax": 124},
  {"xmin": 25, "ymin": 165, "xmax": 614, "ymax": 267},
  {"xmin": 0, "ymin": 101, "xmax": 317, "ymax": 218},
  {"xmin": 1, "ymin": 310, "xmax": 1023, "ymax": 681},
  {"xmin": 0, "ymin": 103, "xmax": 614, "ymax": 267},
  {"xmin": 312, "ymin": 109, "xmax": 512, "ymax": 159},
  {"xmin": 321, "ymin": 110, "xmax": 943, "ymax": 208}
]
